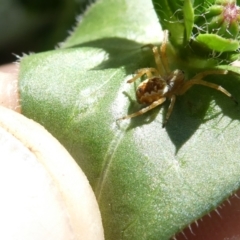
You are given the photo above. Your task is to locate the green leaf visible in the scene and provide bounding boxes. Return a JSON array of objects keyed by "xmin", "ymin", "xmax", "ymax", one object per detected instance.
[
  {"xmin": 151, "ymin": 0, "xmax": 185, "ymax": 46},
  {"xmin": 183, "ymin": 0, "xmax": 194, "ymax": 42},
  {"xmin": 196, "ymin": 33, "xmax": 239, "ymax": 52},
  {"xmin": 19, "ymin": 0, "xmax": 240, "ymax": 239}
]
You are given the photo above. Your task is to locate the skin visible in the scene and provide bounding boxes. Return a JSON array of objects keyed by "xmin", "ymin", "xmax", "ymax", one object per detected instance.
[
  {"xmin": 0, "ymin": 63, "xmax": 20, "ymax": 112},
  {"xmin": 1, "ymin": 63, "xmax": 240, "ymax": 239},
  {"xmin": 0, "ymin": 63, "xmax": 105, "ymax": 240}
]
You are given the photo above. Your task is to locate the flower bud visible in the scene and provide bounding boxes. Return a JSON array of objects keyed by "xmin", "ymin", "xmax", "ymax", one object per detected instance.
[{"xmin": 194, "ymin": 0, "xmax": 240, "ymax": 52}]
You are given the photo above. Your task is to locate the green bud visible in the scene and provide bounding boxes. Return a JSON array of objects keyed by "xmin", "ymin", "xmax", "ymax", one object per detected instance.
[{"xmin": 193, "ymin": 0, "xmax": 240, "ymax": 52}]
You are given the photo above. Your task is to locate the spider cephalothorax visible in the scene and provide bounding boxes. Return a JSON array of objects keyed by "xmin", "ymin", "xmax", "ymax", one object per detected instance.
[
  {"xmin": 136, "ymin": 69, "xmax": 185, "ymax": 104},
  {"xmin": 119, "ymin": 30, "xmax": 235, "ymax": 127}
]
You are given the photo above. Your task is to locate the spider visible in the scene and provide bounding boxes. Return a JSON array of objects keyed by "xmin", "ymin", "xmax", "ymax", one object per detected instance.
[{"xmin": 118, "ymin": 30, "xmax": 236, "ymax": 127}]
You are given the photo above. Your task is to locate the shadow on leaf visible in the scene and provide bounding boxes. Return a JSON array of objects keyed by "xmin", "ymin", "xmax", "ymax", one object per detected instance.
[
  {"xmin": 72, "ymin": 37, "xmax": 240, "ymax": 151},
  {"xmin": 71, "ymin": 37, "xmax": 155, "ymax": 74}
]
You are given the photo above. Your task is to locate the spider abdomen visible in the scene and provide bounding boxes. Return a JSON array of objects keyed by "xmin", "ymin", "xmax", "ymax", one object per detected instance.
[{"xmin": 136, "ymin": 77, "xmax": 168, "ymax": 104}]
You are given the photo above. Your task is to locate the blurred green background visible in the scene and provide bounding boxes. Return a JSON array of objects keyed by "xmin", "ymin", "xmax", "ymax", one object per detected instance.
[{"xmin": 0, "ymin": 0, "xmax": 88, "ymax": 64}]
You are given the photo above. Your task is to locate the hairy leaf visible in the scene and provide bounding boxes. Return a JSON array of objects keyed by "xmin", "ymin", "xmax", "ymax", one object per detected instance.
[{"xmin": 19, "ymin": 0, "xmax": 240, "ymax": 239}]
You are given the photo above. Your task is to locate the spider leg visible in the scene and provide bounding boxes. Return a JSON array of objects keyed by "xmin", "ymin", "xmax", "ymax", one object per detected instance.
[
  {"xmin": 192, "ymin": 70, "xmax": 228, "ymax": 80},
  {"xmin": 117, "ymin": 97, "xmax": 166, "ymax": 121},
  {"xmin": 142, "ymin": 44, "xmax": 166, "ymax": 77},
  {"xmin": 160, "ymin": 30, "xmax": 171, "ymax": 76},
  {"xmin": 182, "ymin": 79, "xmax": 237, "ymax": 103},
  {"xmin": 127, "ymin": 68, "xmax": 158, "ymax": 83},
  {"xmin": 179, "ymin": 70, "xmax": 224, "ymax": 94},
  {"xmin": 179, "ymin": 70, "xmax": 237, "ymax": 103},
  {"xmin": 162, "ymin": 95, "xmax": 176, "ymax": 128}
]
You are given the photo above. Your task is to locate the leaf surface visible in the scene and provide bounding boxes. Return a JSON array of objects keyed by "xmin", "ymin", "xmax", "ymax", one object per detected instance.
[
  {"xmin": 196, "ymin": 34, "xmax": 239, "ymax": 52},
  {"xmin": 19, "ymin": 0, "xmax": 240, "ymax": 239}
]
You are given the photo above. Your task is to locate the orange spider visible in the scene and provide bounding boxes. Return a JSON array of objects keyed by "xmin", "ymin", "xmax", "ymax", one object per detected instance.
[{"xmin": 118, "ymin": 30, "xmax": 236, "ymax": 127}]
